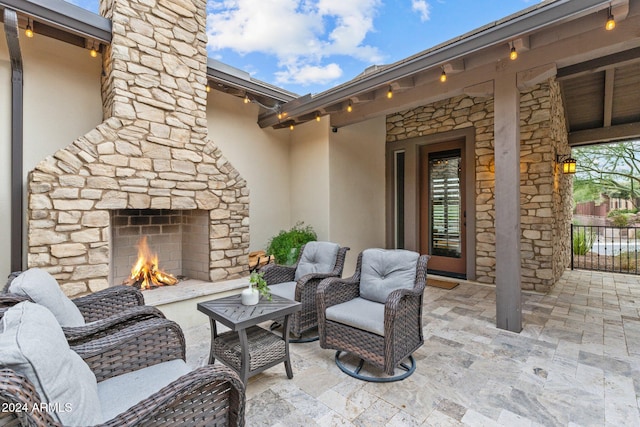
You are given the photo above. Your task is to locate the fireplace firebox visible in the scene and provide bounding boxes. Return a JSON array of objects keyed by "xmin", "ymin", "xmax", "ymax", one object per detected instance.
[{"xmin": 111, "ymin": 209, "xmax": 210, "ymax": 286}]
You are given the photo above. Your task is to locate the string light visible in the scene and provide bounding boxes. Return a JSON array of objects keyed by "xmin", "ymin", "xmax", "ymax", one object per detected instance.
[
  {"xmin": 289, "ymin": 123, "xmax": 294, "ymax": 131},
  {"xmin": 244, "ymin": 95, "xmax": 250, "ymax": 104},
  {"xmin": 90, "ymin": 43, "xmax": 98, "ymax": 58},
  {"xmin": 315, "ymin": 113, "xmax": 321, "ymax": 122},
  {"xmin": 509, "ymin": 45, "xmax": 518, "ymax": 61},
  {"xmin": 387, "ymin": 86, "xmax": 393, "ymax": 99},
  {"xmin": 605, "ymin": 7, "xmax": 616, "ymax": 30},
  {"xmin": 347, "ymin": 100, "xmax": 353, "ymax": 113},
  {"xmin": 440, "ymin": 69, "xmax": 447, "ymax": 83},
  {"xmin": 25, "ymin": 19, "xmax": 34, "ymax": 38},
  {"xmin": 205, "ymin": 84, "xmax": 211, "ymax": 93}
]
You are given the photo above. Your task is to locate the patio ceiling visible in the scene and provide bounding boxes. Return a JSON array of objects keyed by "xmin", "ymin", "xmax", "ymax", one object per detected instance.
[{"xmin": 558, "ymin": 47, "xmax": 640, "ymax": 146}]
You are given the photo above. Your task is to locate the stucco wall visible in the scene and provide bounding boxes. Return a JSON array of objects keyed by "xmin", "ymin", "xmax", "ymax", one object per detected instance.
[
  {"xmin": 289, "ymin": 118, "xmax": 331, "ymax": 240},
  {"xmin": 329, "ymin": 117, "xmax": 387, "ymax": 275},
  {"xmin": 0, "ymin": 23, "xmax": 103, "ymax": 279},
  {"xmin": 21, "ymin": 32, "xmax": 103, "ymax": 175},
  {"xmin": 206, "ymin": 90, "xmax": 292, "ymax": 251}
]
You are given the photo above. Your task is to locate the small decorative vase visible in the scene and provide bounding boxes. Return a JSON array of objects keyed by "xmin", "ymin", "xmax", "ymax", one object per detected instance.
[{"xmin": 241, "ymin": 286, "xmax": 259, "ymax": 305}]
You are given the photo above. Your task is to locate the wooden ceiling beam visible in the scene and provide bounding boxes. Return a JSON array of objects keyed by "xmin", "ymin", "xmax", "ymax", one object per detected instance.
[
  {"xmin": 569, "ymin": 121, "xmax": 640, "ymax": 146},
  {"xmin": 603, "ymin": 68, "xmax": 615, "ymax": 127}
]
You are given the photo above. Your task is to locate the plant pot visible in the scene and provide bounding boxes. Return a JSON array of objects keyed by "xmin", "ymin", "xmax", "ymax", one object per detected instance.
[{"xmin": 241, "ymin": 288, "xmax": 259, "ymax": 305}]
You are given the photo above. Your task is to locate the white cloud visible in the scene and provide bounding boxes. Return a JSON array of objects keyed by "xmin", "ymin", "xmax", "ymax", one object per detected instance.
[
  {"xmin": 206, "ymin": 0, "xmax": 383, "ymax": 87},
  {"xmin": 274, "ymin": 62, "xmax": 343, "ymax": 86},
  {"xmin": 411, "ymin": 0, "xmax": 431, "ymax": 22}
]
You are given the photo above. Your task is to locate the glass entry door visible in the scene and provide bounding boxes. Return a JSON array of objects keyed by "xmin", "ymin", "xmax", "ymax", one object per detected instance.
[{"xmin": 420, "ymin": 142, "xmax": 466, "ymax": 277}]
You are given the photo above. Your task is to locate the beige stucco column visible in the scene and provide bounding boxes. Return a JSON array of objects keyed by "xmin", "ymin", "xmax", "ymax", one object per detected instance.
[{"xmin": 494, "ymin": 71, "xmax": 522, "ymax": 333}]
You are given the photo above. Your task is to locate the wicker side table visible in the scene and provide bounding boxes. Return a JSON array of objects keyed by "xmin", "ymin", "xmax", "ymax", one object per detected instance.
[{"xmin": 197, "ymin": 293, "xmax": 301, "ymax": 383}]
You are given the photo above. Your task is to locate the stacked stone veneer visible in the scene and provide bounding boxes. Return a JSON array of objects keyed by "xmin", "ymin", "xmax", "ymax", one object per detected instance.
[
  {"xmin": 386, "ymin": 78, "xmax": 571, "ymax": 292},
  {"xmin": 27, "ymin": 0, "xmax": 249, "ymax": 296}
]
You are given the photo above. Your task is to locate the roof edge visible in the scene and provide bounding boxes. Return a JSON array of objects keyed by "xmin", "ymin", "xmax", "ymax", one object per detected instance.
[
  {"xmin": 0, "ymin": 0, "xmax": 111, "ymax": 42},
  {"xmin": 259, "ymin": 0, "xmax": 620, "ymax": 127}
]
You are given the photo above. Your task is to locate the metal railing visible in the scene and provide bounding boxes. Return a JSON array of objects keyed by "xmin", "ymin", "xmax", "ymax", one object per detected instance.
[{"xmin": 571, "ymin": 224, "xmax": 640, "ymax": 275}]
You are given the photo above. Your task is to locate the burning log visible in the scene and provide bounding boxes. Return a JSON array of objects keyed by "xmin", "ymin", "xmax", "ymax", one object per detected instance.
[{"xmin": 124, "ymin": 236, "xmax": 178, "ymax": 290}]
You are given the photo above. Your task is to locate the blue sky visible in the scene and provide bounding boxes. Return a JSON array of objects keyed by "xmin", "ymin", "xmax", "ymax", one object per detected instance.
[{"xmin": 66, "ymin": 0, "xmax": 541, "ymax": 95}]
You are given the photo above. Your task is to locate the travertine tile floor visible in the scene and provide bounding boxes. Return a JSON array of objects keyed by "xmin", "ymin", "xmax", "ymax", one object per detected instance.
[{"xmin": 184, "ymin": 270, "xmax": 640, "ymax": 426}]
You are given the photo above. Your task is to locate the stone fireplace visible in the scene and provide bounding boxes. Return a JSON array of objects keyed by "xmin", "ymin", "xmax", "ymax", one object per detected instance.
[{"xmin": 26, "ymin": 0, "xmax": 249, "ymax": 296}]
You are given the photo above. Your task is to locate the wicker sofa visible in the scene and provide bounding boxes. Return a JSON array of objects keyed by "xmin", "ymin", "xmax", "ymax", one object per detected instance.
[
  {"xmin": 1, "ymin": 268, "xmax": 165, "ymax": 345},
  {"xmin": 260, "ymin": 242, "xmax": 349, "ymax": 341},
  {"xmin": 0, "ymin": 302, "xmax": 245, "ymax": 426},
  {"xmin": 317, "ymin": 249, "xmax": 429, "ymax": 382}
]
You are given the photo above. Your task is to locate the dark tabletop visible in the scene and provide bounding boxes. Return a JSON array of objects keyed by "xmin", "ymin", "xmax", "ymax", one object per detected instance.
[{"xmin": 197, "ymin": 293, "xmax": 301, "ymax": 331}]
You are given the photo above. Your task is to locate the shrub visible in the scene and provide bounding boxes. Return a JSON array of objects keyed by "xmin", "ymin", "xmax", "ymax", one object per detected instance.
[
  {"xmin": 573, "ymin": 228, "xmax": 595, "ymax": 255},
  {"xmin": 614, "ymin": 251, "xmax": 639, "ymax": 273},
  {"xmin": 265, "ymin": 222, "xmax": 317, "ymax": 265},
  {"xmin": 608, "ymin": 213, "xmax": 629, "ymax": 227}
]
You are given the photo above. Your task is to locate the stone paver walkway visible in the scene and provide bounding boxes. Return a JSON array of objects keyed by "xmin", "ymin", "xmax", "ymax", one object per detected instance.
[{"xmin": 185, "ymin": 270, "xmax": 640, "ymax": 426}]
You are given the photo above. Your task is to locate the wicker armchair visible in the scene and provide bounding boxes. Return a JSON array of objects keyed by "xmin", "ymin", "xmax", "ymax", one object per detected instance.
[
  {"xmin": 2, "ymin": 269, "xmax": 165, "ymax": 345},
  {"xmin": 260, "ymin": 242, "xmax": 349, "ymax": 342},
  {"xmin": 317, "ymin": 249, "xmax": 429, "ymax": 382},
  {"xmin": 0, "ymin": 303, "xmax": 245, "ymax": 427}
]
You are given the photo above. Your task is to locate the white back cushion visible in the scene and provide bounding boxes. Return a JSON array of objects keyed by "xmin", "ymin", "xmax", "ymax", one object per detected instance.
[
  {"xmin": 0, "ymin": 302, "xmax": 102, "ymax": 426},
  {"xmin": 9, "ymin": 268, "xmax": 85, "ymax": 327},
  {"xmin": 294, "ymin": 241, "xmax": 340, "ymax": 281},
  {"xmin": 359, "ymin": 249, "xmax": 419, "ymax": 303}
]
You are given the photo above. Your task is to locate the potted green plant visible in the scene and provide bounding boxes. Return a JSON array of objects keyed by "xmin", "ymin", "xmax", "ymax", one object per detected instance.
[
  {"xmin": 241, "ymin": 272, "xmax": 271, "ymax": 305},
  {"xmin": 265, "ymin": 222, "xmax": 317, "ymax": 265}
]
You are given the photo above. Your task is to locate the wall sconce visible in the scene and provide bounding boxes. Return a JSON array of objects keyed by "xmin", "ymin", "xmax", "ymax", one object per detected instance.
[
  {"xmin": 605, "ymin": 7, "xmax": 616, "ymax": 31},
  {"xmin": 557, "ymin": 154, "xmax": 576, "ymax": 174}
]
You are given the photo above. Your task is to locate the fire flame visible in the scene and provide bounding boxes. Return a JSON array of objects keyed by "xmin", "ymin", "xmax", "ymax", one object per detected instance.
[{"xmin": 125, "ymin": 236, "xmax": 178, "ymax": 290}]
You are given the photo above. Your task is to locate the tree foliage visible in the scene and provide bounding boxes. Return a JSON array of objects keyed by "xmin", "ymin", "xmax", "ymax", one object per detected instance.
[{"xmin": 573, "ymin": 140, "xmax": 640, "ymax": 207}]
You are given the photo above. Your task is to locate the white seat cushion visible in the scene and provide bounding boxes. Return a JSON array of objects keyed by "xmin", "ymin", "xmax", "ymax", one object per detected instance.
[
  {"xmin": 359, "ymin": 249, "xmax": 419, "ymax": 304},
  {"xmin": 294, "ymin": 241, "xmax": 340, "ymax": 281},
  {"xmin": 97, "ymin": 359, "xmax": 191, "ymax": 421},
  {"xmin": 9, "ymin": 268, "xmax": 85, "ymax": 327},
  {"xmin": 269, "ymin": 281, "xmax": 297, "ymax": 301},
  {"xmin": 0, "ymin": 302, "xmax": 102, "ymax": 426},
  {"xmin": 325, "ymin": 297, "xmax": 385, "ymax": 336}
]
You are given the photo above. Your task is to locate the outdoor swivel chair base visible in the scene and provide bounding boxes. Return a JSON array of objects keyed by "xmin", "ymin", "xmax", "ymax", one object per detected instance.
[
  {"xmin": 334, "ymin": 351, "xmax": 416, "ymax": 383},
  {"xmin": 269, "ymin": 320, "xmax": 319, "ymax": 343}
]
